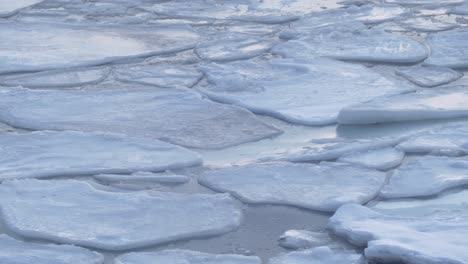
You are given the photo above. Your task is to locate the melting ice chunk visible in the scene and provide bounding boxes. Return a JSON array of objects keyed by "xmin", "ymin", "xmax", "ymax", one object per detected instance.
[{"xmin": 278, "ymin": 230, "xmax": 332, "ymax": 249}]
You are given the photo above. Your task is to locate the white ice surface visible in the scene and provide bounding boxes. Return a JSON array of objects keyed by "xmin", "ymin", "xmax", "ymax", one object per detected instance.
[
  {"xmin": 0, "ymin": 0, "xmax": 43, "ymax": 17},
  {"xmin": 200, "ymin": 57, "xmax": 414, "ymax": 125},
  {"xmin": 0, "ymin": 179, "xmax": 242, "ymax": 250},
  {"xmin": 380, "ymin": 156, "xmax": 468, "ymax": 198},
  {"xmin": 0, "ymin": 131, "xmax": 201, "ymax": 181},
  {"xmin": 425, "ymin": 30, "xmax": 468, "ymax": 68},
  {"xmin": 278, "ymin": 230, "xmax": 332, "ymax": 249},
  {"xmin": 395, "ymin": 66, "xmax": 463, "ymax": 87},
  {"xmin": 0, "ymin": 22, "xmax": 199, "ymax": 74},
  {"xmin": 338, "ymin": 86, "xmax": 468, "ymax": 124},
  {"xmin": 269, "ymin": 246, "xmax": 364, "ymax": 264},
  {"xmin": 338, "ymin": 147, "xmax": 404, "ymax": 170},
  {"xmin": 0, "ymin": 86, "xmax": 281, "ymax": 149},
  {"xmin": 199, "ymin": 162, "xmax": 386, "ymax": 212},
  {"xmin": 115, "ymin": 249, "xmax": 261, "ymax": 264}
]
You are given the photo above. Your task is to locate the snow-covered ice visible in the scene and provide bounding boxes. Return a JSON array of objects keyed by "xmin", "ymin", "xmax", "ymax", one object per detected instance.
[
  {"xmin": 0, "ymin": 179, "xmax": 242, "ymax": 250},
  {"xmin": 115, "ymin": 249, "xmax": 261, "ymax": 264},
  {"xmin": 425, "ymin": 30, "xmax": 468, "ymax": 68},
  {"xmin": 338, "ymin": 147, "xmax": 404, "ymax": 170},
  {"xmin": 380, "ymin": 156, "xmax": 468, "ymax": 198},
  {"xmin": 395, "ymin": 66, "xmax": 463, "ymax": 87},
  {"xmin": 278, "ymin": 230, "xmax": 331, "ymax": 249},
  {"xmin": 199, "ymin": 162, "xmax": 386, "ymax": 212},
  {"xmin": 200, "ymin": 58, "xmax": 414, "ymax": 125},
  {"xmin": 0, "ymin": 131, "xmax": 201, "ymax": 181},
  {"xmin": 269, "ymin": 246, "xmax": 364, "ymax": 264},
  {"xmin": 0, "ymin": 235, "xmax": 103, "ymax": 264},
  {"xmin": 0, "ymin": 0, "xmax": 43, "ymax": 17},
  {"xmin": 338, "ymin": 86, "xmax": 468, "ymax": 124},
  {"xmin": 0, "ymin": 86, "xmax": 281, "ymax": 149}
]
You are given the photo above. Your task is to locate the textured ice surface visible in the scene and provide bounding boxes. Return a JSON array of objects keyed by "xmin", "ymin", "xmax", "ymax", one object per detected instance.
[
  {"xmin": 338, "ymin": 147, "xmax": 404, "ymax": 170},
  {"xmin": 0, "ymin": 22, "xmax": 199, "ymax": 74},
  {"xmin": 115, "ymin": 249, "xmax": 261, "ymax": 264},
  {"xmin": 385, "ymin": 0, "xmax": 465, "ymax": 5},
  {"xmin": 199, "ymin": 162, "xmax": 386, "ymax": 212},
  {"xmin": 278, "ymin": 230, "xmax": 331, "ymax": 249},
  {"xmin": 0, "ymin": 0, "xmax": 43, "ymax": 17},
  {"xmin": 330, "ymin": 203, "xmax": 468, "ymax": 264},
  {"xmin": 451, "ymin": 2, "xmax": 468, "ymax": 15},
  {"xmin": 395, "ymin": 66, "xmax": 463, "ymax": 87},
  {"xmin": 0, "ymin": 179, "xmax": 242, "ymax": 250},
  {"xmin": 380, "ymin": 156, "xmax": 468, "ymax": 198},
  {"xmin": 0, "ymin": 67, "xmax": 109, "ymax": 88},
  {"xmin": 200, "ymin": 58, "xmax": 413, "ymax": 125},
  {"xmin": 269, "ymin": 246, "xmax": 364, "ymax": 264},
  {"xmin": 425, "ymin": 30, "xmax": 468, "ymax": 68},
  {"xmin": 400, "ymin": 17, "xmax": 459, "ymax": 32},
  {"xmin": 114, "ymin": 65, "xmax": 202, "ymax": 88},
  {"xmin": 338, "ymin": 86, "xmax": 468, "ymax": 124},
  {"xmin": 0, "ymin": 131, "xmax": 201, "ymax": 181},
  {"xmin": 273, "ymin": 24, "xmax": 428, "ymax": 63},
  {"xmin": 0, "ymin": 235, "xmax": 103, "ymax": 264},
  {"xmin": 0, "ymin": 86, "xmax": 281, "ymax": 149}
]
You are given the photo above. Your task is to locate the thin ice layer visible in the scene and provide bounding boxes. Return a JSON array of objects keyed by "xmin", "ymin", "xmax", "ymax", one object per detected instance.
[
  {"xmin": 395, "ymin": 66, "xmax": 463, "ymax": 87},
  {"xmin": 338, "ymin": 147, "xmax": 404, "ymax": 170},
  {"xmin": 425, "ymin": 30, "xmax": 468, "ymax": 68},
  {"xmin": 199, "ymin": 162, "xmax": 386, "ymax": 212},
  {"xmin": 0, "ymin": 86, "xmax": 281, "ymax": 149},
  {"xmin": 200, "ymin": 58, "xmax": 413, "ymax": 125},
  {"xmin": 0, "ymin": 131, "xmax": 201, "ymax": 181},
  {"xmin": 0, "ymin": 179, "xmax": 242, "ymax": 250},
  {"xmin": 115, "ymin": 249, "xmax": 261, "ymax": 264},
  {"xmin": 269, "ymin": 246, "xmax": 364, "ymax": 264},
  {"xmin": 338, "ymin": 86, "xmax": 468, "ymax": 124}
]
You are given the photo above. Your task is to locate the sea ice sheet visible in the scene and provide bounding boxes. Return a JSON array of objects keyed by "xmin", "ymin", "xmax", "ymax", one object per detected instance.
[
  {"xmin": 425, "ymin": 30, "xmax": 468, "ymax": 68},
  {"xmin": 0, "ymin": 131, "xmax": 201, "ymax": 181},
  {"xmin": 269, "ymin": 246, "xmax": 364, "ymax": 264},
  {"xmin": 0, "ymin": 235, "xmax": 104, "ymax": 264},
  {"xmin": 0, "ymin": 0, "xmax": 43, "ymax": 17},
  {"xmin": 395, "ymin": 66, "xmax": 463, "ymax": 87},
  {"xmin": 338, "ymin": 86, "xmax": 468, "ymax": 124},
  {"xmin": 200, "ymin": 58, "xmax": 414, "ymax": 125},
  {"xmin": 0, "ymin": 179, "xmax": 242, "ymax": 250},
  {"xmin": 115, "ymin": 249, "xmax": 261, "ymax": 264},
  {"xmin": 0, "ymin": 86, "xmax": 281, "ymax": 149},
  {"xmin": 199, "ymin": 162, "xmax": 386, "ymax": 212},
  {"xmin": 278, "ymin": 230, "xmax": 332, "ymax": 249},
  {"xmin": 338, "ymin": 147, "xmax": 404, "ymax": 170}
]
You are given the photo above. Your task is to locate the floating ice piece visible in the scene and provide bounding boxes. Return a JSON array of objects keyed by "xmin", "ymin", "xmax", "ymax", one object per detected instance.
[
  {"xmin": 0, "ymin": 86, "xmax": 281, "ymax": 149},
  {"xmin": 115, "ymin": 249, "xmax": 261, "ymax": 264},
  {"xmin": 0, "ymin": 22, "xmax": 199, "ymax": 74},
  {"xmin": 0, "ymin": 235, "xmax": 103, "ymax": 264},
  {"xmin": 425, "ymin": 30, "xmax": 468, "ymax": 68},
  {"xmin": 329, "ymin": 204, "xmax": 468, "ymax": 264},
  {"xmin": 200, "ymin": 58, "xmax": 413, "ymax": 125},
  {"xmin": 199, "ymin": 162, "xmax": 386, "ymax": 212},
  {"xmin": 278, "ymin": 230, "xmax": 332, "ymax": 249},
  {"xmin": 114, "ymin": 65, "xmax": 202, "ymax": 88},
  {"xmin": 0, "ymin": 179, "xmax": 242, "ymax": 250},
  {"xmin": 338, "ymin": 147, "xmax": 404, "ymax": 170},
  {"xmin": 0, "ymin": 67, "xmax": 109, "ymax": 88},
  {"xmin": 451, "ymin": 2, "xmax": 468, "ymax": 15},
  {"xmin": 269, "ymin": 246, "xmax": 364, "ymax": 264},
  {"xmin": 0, "ymin": 131, "xmax": 201, "ymax": 181},
  {"xmin": 400, "ymin": 17, "xmax": 459, "ymax": 32},
  {"xmin": 385, "ymin": 0, "xmax": 465, "ymax": 5},
  {"xmin": 338, "ymin": 86, "xmax": 468, "ymax": 124},
  {"xmin": 395, "ymin": 66, "xmax": 463, "ymax": 87},
  {"xmin": 0, "ymin": 0, "xmax": 43, "ymax": 17},
  {"xmin": 380, "ymin": 156, "xmax": 468, "ymax": 198},
  {"xmin": 196, "ymin": 35, "xmax": 272, "ymax": 62}
]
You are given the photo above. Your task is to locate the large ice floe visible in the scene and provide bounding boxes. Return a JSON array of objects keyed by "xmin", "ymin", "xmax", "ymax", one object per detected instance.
[
  {"xmin": 0, "ymin": 179, "xmax": 242, "ymax": 250},
  {"xmin": 0, "ymin": 235, "xmax": 103, "ymax": 264},
  {"xmin": 0, "ymin": 131, "xmax": 201, "ymax": 181},
  {"xmin": 338, "ymin": 86, "xmax": 468, "ymax": 124},
  {"xmin": 0, "ymin": 0, "xmax": 44, "ymax": 17},
  {"xmin": 115, "ymin": 249, "xmax": 261, "ymax": 264},
  {"xmin": 395, "ymin": 66, "xmax": 463, "ymax": 87},
  {"xmin": 199, "ymin": 57, "xmax": 413, "ymax": 125},
  {"xmin": 425, "ymin": 30, "xmax": 468, "ymax": 69},
  {"xmin": 0, "ymin": 86, "xmax": 281, "ymax": 149},
  {"xmin": 269, "ymin": 246, "xmax": 364, "ymax": 264},
  {"xmin": 199, "ymin": 162, "xmax": 386, "ymax": 212},
  {"xmin": 380, "ymin": 156, "xmax": 468, "ymax": 198},
  {"xmin": 0, "ymin": 22, "xmax": 199, "ymax": 74},
  {"xmin": 338, "ymin": 147, "xmax": 404, "ymax": 171}
]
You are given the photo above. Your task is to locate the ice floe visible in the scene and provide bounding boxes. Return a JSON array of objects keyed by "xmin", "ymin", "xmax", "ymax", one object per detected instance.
[
  {"xmin": 0, "ymin": 0, "xmax": 43, "ymax": 17},
  {"xmin": 200, "ymin": 58, "xmax": 414, "ymax": 125},
  {"xmin": 338, "ymin": 86, "xmax": 468, "ymax": 124},
  {"xmin": 0, "ymin": 86, "xmax": 281, "ymax": 149},
  {"xmin": 0, "ymin": 235, "xmax": 104, "ymax": 264},
  {"xmin": 425, "ymin": 30, "xmax": 468, "ymax": 68},
  {"xmin": 395, "ymin": 66, "xmax": 463, "ymax": 87},
  {"xmin": 0, "ymin": 22, "xmax": 199, "ymax": 74},
  {"xmin": 269, "ymin": 246, "xmax": 364, "ymax": 264},
  {"xmin": 115, "ymin": 249, "xmax": 261, "ymax": 264},
  {"xmin": 0, "ymin": 131, "xmax": 201, "ymax": 181},
  {"xmin": 338, "ymin": 147, "xmax": 404, "ymax": 170},
  {"xmin": 0, "ymin": 179, "xmax": 242, "ymax": 250},
  {"xmin": 278, "ymin": 230, "xmax": 332, "ymax": 249},
  {"xmin": 199, "ymin": 162, "xmax": 386, "ymax": 212}
]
